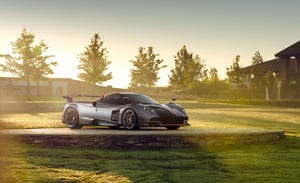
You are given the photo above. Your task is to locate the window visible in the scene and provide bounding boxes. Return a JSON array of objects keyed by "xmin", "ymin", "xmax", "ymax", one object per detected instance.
[{"xmin": 102, "ymin": 93, "xmax": 123, "ymax": 105}]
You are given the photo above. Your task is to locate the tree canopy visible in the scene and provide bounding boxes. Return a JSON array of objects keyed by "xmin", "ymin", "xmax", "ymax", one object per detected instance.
[
  {"xmin": 169, "ymin": 45, "xmax": 207, "ymax": 91},
  {"xmin": 209, "ymin": 67, "xmax": 219, "ymax": 81},
  {"xmin": 226, "ymin": 55, "xmax": 243, "ymax": 88},
  {"xmin": 249, "ymin": 51, "xmax": 265, "ymax": 98},
  {"xmin": 77, "ymin": 33, "xmax": 112, "ymax": 86},
  {"xmin": 250, "ymin": 51, "xmax": 264, "ymax": 85},
  {"xmin": 129, "ymin": 46, "xmax": 166, "ymax": 88},
  {"xmin": 0, "ymin": 28, "xmax": 56, "ymax": 100}
]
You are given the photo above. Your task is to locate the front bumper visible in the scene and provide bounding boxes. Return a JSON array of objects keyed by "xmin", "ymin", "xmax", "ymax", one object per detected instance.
[{"xmin": 139, "ymin": 119, "xmax": 189, "ymax": 127}]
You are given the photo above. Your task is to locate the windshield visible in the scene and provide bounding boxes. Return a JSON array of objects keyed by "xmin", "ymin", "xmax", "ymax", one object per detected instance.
[{"xmin": 123, "ymin": 94, "xmax": 158, "ymax": 104}]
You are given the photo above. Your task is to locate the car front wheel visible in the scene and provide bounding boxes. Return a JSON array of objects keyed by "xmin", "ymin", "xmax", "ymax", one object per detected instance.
[
  {"xmin": 65, "ymin": 107, "xmax": 83, "ymax": 129},
  {"xmin": 122, "ymin": 109, "xmax": 139, "ymax": 130}
]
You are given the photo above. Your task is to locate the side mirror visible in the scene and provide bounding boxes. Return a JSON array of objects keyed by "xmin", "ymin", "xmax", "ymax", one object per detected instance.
[{"xmin": 92, "ymin": 101, "xmax": 97, "ymax": 107}]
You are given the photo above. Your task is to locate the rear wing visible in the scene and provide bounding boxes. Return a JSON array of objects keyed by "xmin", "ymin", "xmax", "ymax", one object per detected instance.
[{"xmin": 63, "ymin": 94, "xmax": 102, "ymax": 102}]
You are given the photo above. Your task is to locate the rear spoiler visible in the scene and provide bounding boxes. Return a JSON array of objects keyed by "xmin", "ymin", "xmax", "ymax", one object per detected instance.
[{"xmin": 63, "ymin": 94, "xmax": 102, "ymax": 102}]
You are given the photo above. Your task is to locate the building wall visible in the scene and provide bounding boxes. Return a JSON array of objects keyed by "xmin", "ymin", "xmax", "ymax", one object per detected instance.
[
  {"xmin": 51, "ymin": 81, "xmax": 68, "ymax": 96},
  {"xmin": 0, "ymin": 77, "xmax": 126, "ymax": 99},
  {"xmin": 0, "ymin": 78, "xmax": 50, "ymax": 97}
]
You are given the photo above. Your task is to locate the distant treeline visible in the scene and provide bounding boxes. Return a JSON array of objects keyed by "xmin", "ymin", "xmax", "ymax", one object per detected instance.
[{"xmin": 1, "ymin": 28, "xmax": 299, "ymax": 100}]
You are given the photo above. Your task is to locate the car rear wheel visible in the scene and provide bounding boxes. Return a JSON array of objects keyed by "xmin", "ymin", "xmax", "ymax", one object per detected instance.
[
  {"xmin": 166, "ymin": 126, "xmax": 180, "ymax": 130},
  {"xmin": 122, "ymin": 109, "xmax": 138, "ymax": 130},
  {"xmin": 65, "ymin": 107, "xmax": 83, "ymax": 129}
]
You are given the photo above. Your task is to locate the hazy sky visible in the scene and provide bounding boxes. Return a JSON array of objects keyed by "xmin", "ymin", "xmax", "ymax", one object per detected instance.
[{"xmin": 1, "ymin": 0, "xmax": 300, "ymax": 88}]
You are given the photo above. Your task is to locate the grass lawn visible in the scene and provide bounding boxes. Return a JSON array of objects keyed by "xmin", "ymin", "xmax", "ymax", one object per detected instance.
[
  {"xmin": 185, "ymin": 102, "xmax": 300, "ymax": 136},
  {"xmin": 1, "ymin": 112, "xmax": 64, "ymax": 129},
  {"xmin": 1, "ymin": 136, "xmax": 299, "ymax": 183},
  {"xmin": 1, "ymin": 101, "xmax": 300, "ymax": 182}
]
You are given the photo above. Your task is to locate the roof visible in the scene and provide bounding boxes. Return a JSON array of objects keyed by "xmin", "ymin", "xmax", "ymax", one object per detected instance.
[
  {"xmin": 275, "ymin": 41, "xmax": 300, "ymax": 57},
  {"xmin": 242, "ymin": 59, "xmax": 281, "ymax": 74},
  {"xmin": 106, "ymin": 92, "xmax": 139, "ymax": 96}
]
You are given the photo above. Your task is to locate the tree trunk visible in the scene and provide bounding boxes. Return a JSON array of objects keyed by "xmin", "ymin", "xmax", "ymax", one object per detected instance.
[
  {"xmin": 265, "ymin": 87, "xmax": 270, "ymax": 100},
  {"xmin": 92, "ymin": 79, "xmax": 96, "ymax": 95},
  {"xmin": 27, "ymin": 76, "xmax": 30, "ymax": 101},
  {"xmin": 37, "ymin": 80, "xmax": 40, "ymax": 101}
]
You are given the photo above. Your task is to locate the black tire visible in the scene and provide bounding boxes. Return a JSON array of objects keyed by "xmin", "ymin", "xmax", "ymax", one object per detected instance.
[
  {"xmin": 65, "ymin": 107, "xmax": 83, "ymax": 129},
  {"xmin": 166, "ymin": 126, "xmax": 180, "ymax": 130},
  {"xmin": 122, "ymin": 109, "xmax": 139, "ymax": 130}
]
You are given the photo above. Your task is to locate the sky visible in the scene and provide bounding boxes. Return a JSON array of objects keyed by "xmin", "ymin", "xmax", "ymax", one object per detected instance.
[{"xmin": 1, "ymin": 0, "xmax": 300, "ymax": 88}]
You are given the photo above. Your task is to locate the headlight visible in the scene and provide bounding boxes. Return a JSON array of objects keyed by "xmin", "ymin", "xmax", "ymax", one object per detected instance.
[
  {"xmin": 144, "ymin": 106, "xmax": 154, "ymax": 113},
  {"xmin": 173, "ymin": 104, "xmax": 185, "ymax": 112},
  {"xmin": 176, "ymin": 105, "xmax": 186, "ymax": 113}
]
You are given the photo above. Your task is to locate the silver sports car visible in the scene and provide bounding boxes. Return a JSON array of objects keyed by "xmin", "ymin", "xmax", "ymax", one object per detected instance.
[{"xmin": 62, "ymin": 92, "xmax": 189, "ymax": 130}]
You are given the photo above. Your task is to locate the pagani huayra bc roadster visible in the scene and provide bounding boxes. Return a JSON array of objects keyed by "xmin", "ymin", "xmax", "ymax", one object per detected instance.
[{"xmin": 62, "ymin": 92, "xmax": 189, "ymax": 130}]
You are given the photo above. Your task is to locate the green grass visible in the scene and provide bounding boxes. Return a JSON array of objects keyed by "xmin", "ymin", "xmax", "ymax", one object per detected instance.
[
  {"xmin": 1, "ymin": 136, "xmax": 299, "ymax": 183},
  {"xmin": 185, "ymin": 103, "xmax": 300, "ymax": 135}
]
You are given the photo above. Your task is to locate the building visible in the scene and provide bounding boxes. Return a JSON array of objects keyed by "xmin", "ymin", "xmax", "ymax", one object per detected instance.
[
  {"xmin": 0, "ymin": 77, "xmax": 123, "ymax": 99},
  {"xmin": 241, "ymin": 41, "xmax": 300, "ymax": 99}
]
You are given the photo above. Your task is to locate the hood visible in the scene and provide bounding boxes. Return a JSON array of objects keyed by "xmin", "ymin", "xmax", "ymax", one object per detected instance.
[{"xmin": 141, "ymin": 103, "xmax": 185, "ymax": 117}]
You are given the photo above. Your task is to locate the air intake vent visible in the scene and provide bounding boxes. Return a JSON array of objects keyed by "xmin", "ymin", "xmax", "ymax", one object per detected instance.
[{"xmin": 153, "ymin": 108, "xmax": 187, "ymax": 124}]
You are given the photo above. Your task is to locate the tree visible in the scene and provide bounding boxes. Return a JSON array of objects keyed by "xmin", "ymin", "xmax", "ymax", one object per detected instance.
[
  {"xmin": 209, "ymin": 67, "xmax": 219, "ymax": 92},
  {"xmin": 262, "ymin": 71, "xmax": 276, "ymax": 99},
  {"xmin": 205, "ymin": 67, "xmax": 219, "ymax": 99},
  {"xmin": 129, "ymin": 46, "xmax": 166, "ymax": 88},
  {"xmin": 32, "ymin": 41, "xmax": 57, "ymax": 100},
  {"xmin": 0, "ymin": 28, "xmax": 56, "ymax": 100},
  {"xmin": 226, "ymin": 55, "xmax": 243, "ymax": 88},
  {"xmin": 169, "ymin": 45, "xmax": 192, "ymax": 89},
  {"xmin": 185, "ymin": 55, "xmax": 207, "ymax": 91},
  {"xmin": 250, "ymin": 51, "xmax": 264, "ymax": 96},
  {"xmin": 209, "ymin": 67, "xmax": 219, "ymax": 81},
  {"xmin": 77, "ymin": 34, "xmax": 112, "ymax": 86},
  {"xmin": 251, "ymin": 51, "xmax": 263, "ymax": 65},
  {"xmin": 169, "ymin": 45, "xmax": 207, "ymax": 92}
]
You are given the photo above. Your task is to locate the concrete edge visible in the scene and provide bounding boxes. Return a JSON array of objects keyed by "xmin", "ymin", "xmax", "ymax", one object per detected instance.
[{"xmin": 4, "ymin": 130, "xmax": 285, "ymax": 149}]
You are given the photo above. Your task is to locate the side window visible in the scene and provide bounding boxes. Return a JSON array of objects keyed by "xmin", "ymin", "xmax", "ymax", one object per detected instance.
[
  {"xmin": 102, "ymin": 94, "xmax": 123, "ymax": 105},
  {"xmin": 121, "ymin": 97, "xmax": 131, "ymax": 105},
  {"xmin": 102, "ymin": 95, "xmax": 112, "ymax": 103}
]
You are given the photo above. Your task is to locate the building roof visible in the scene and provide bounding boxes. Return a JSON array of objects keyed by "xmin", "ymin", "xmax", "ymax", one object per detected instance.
[
  {"xmin": 242, "ymin": 59, "xmax": 281, "ymax": 74},
  {"xmin": 0, "ymin": 76, "xmax": 75, "ymax": 82},
  {"xmin": 275, "ymin": 41, "xmax": 300, "ymax": 57}
]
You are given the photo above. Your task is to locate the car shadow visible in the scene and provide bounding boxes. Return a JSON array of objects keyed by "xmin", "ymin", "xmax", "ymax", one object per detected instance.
[{"xmin": 83, "ymin": 126, "xmax": 177, "ymax": 131}]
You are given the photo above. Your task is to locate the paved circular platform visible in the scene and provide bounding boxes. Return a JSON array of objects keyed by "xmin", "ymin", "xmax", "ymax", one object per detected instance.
[{"xmin": 2, "ymin": 127, "xmax": 285, "ymax": 148}]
